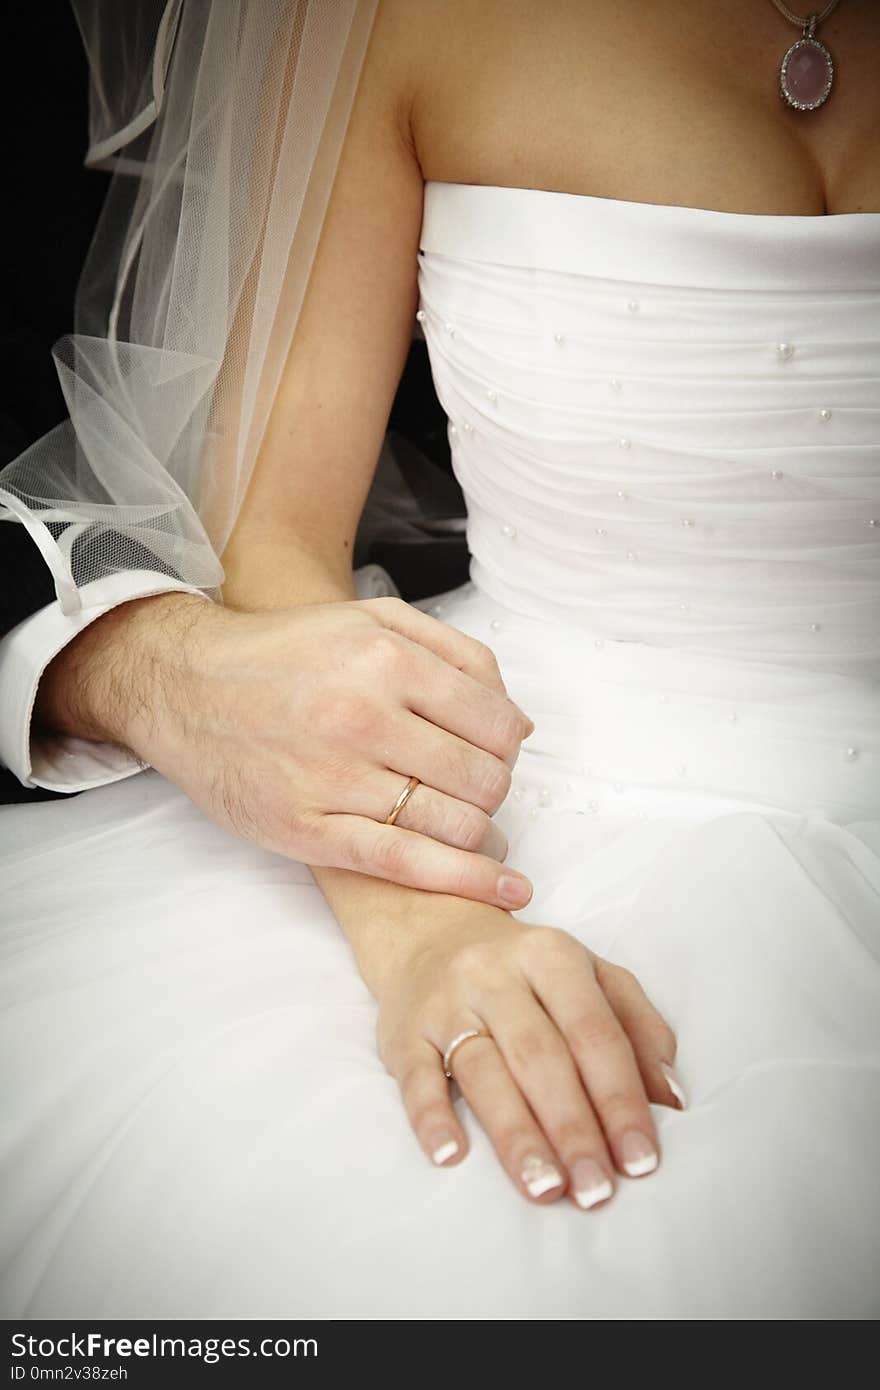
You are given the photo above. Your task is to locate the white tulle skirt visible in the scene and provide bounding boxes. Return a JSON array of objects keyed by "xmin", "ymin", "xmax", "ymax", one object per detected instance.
[{"xmin": 2, "ymin": 579, "xmax": 879, "ymax": 1319}]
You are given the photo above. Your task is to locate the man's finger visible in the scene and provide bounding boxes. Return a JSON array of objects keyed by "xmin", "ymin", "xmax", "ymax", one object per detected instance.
[
  {"xmin": 317, "ymin": 814, "xmax": 533, "ymax": 910},
  {"xmin": 361, "ymin": 596, "xmax": 534, "ymax": 731}
]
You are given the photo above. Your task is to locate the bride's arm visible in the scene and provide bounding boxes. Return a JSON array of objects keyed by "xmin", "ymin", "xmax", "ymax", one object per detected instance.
[
  {"xmin": 219, "ymin": 0, "xmax": 519, "ymax": 954},
  {"xmin": 219, "ymin": 0, "xmax": 526, "ymax": 907},
  {"xmin": 220, "ymin": 1, "xmax": 423, "ymax": 613},
  {"xmin": 222, "ymin": 0, "xmax": 680, "ymax": 1203},
  {"xmin": 218, "ymin": 2, "xmax": 520, "ymax": 957}
]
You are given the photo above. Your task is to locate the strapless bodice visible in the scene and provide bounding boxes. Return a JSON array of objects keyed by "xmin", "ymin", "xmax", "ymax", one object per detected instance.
[
  {"xmin": 417, "ymin": 181, "xmax": 880, "ymax": 677},
  {"xmin": 416, "ymin": 182, "xmax": 880, "ymax": 822}
]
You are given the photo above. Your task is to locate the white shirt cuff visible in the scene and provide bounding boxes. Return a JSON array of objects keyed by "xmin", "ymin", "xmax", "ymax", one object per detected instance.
[{"xmin": 0, "ymin": 572, "xmax": 207, "ymax": 793}]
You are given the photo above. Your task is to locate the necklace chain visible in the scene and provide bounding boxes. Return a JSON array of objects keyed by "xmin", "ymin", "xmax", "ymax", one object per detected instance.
[{"xmin": 768, "ymin": 0, "xmax": 840, "ymax": 28}]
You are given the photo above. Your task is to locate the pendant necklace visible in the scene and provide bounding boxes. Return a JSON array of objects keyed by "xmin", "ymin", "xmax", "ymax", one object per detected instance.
[{"xmin": 770, "ymin": 0, "xmax": 841, "ymax": 110}]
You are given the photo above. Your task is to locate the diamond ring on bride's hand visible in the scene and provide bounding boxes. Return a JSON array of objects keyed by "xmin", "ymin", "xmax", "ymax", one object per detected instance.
[
  {"xmin": 376, "ymin": 903, "xmax": 685, "ymax": 1211},
  {"xmin": 442, "ymin": 1027, "xmax": 493, "ymax": 1078}
]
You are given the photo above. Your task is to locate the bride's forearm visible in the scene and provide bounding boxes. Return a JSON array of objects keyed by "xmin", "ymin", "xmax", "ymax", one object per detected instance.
[
  {"xmin": 221, "ymin": 524, "xmax": 356, "ymax": 611},
  {"xmin": 312, "ymin": 863, "xmax": 497, "ymax": 1000}
]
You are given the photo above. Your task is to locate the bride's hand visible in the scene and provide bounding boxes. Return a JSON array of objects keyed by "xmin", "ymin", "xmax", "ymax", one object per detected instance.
[
  {"xmin": 376, "ymin": 902, "xmax": 683, "ymax": 1210},
  {"xmin": 34, "ymin": 590, "xmax": 535, "ymax": 911}
]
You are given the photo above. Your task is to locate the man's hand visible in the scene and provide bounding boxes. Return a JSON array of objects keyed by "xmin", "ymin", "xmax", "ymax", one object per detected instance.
[{"xmin": 34, "ymin": 592, "xmax": 535, "ymax": 910}]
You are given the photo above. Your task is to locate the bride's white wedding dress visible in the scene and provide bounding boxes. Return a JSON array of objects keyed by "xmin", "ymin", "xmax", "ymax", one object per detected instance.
[{"xmin": 2, "ymin": 182, "xmax": 879, "ymax": 1320}]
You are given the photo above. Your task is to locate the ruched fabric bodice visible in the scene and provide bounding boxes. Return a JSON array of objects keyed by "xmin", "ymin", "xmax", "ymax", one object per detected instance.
[{"xmin": 416, "ymin": 182, "xmax": 880, "ymax": 822}]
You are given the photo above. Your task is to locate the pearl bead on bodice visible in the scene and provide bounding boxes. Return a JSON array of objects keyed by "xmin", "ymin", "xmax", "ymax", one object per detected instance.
[
  {"xmin": 417, "ymin": 182, "xmax": 880, "ymax": 678},
  {"xmin": 415, "ymin": 182, "xmax": 880, "ymax": 821}
]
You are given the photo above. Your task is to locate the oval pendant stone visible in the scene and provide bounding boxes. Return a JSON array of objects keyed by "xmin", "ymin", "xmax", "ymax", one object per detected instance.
[{"xmin": 780, "ymin": 38, "xmax": 834, "ymax": 110}]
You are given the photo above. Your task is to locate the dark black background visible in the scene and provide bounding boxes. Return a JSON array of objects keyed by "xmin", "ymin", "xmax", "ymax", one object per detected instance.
[
  {"xmin": 3, "ymin": 4, "xmax": 111, "ymax": 458},
  {"xmin": 1, "ymin": 4, "xmax": 111, "ymax": 804}
]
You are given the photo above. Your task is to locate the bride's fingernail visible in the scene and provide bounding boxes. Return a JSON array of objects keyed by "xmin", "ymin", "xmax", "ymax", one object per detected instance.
[
  {"xmin": 570, "ymin": 1159, "xmax": 614, "ymax": 1211},
  {"xmin": 620, "ymin": 1130, "xmax": 658, "ymax": 1178},
  {"xmin": 497, "ymin": 873, "xmax": 532, "ymax": 908},
  {"xmin": 520, "ymin": 1154, "xmax": 565, "ymax": 1198},
  {"xmin": 660, "ymin": 1061, "xmax": 687, "ymax": 1110},
  {"xmin": 431, "ymin": 1138, "xmax": 459, "ymax": 1166}
]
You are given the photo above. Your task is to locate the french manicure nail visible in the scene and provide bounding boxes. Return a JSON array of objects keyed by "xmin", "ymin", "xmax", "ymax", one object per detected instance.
[
  {"xmin": 431, "ymin": 1138, "xmax": 459, "ymax": 1166},
  {"xmin": 570, "ymin": 1158, "xmax": 614, "ymax": 1211},
  {"xmin": 620, "ymin": 1130, "xmax": 658, "ymax": 1178},
  {"xmin": 520, "ymin": 1154, "xmax": 565, "ymax": 1198},
  {"xmin": 497, "ymin": 874, "xmax": 532, "ymax": 908},
  {"xmin": 660, "ymin": 1061, "xmax": 687, "ymax": 1110}
]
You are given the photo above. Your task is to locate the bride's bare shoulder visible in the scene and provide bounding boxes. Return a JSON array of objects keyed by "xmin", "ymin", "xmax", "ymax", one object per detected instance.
[
  {"xmin": 367, "ymin": 0, "xmax": 474, "ymax": 80},
  {"xmin": 369, "ymin": 0, "xmax": 539, "ymax": 166},
  {"xmin": 372, "ymin": 0, "xmax": 532, "ymax": 74}
]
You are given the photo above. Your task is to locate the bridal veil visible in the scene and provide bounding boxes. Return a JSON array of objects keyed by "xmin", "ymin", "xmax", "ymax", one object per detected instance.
[{"xmin": 0, "ymin": 0, "xmax": 379, "ymax": 612}]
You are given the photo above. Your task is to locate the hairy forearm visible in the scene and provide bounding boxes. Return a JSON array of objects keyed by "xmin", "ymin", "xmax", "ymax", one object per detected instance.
[
  {"xmin": 39, "ymin": 602, "xmax": 491, "ymax": 998},
  {"xmin": 33, "ymin": 573, "xmax": 511, "ymax": 1000},
  {"xmin": 33, "ymin": 590, "xmax": 213, "ymax": 749}
]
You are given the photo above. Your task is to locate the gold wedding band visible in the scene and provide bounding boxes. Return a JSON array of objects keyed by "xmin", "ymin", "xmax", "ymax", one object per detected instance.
[
  {"xmin": 383, "ymin": 774, "xmax": 420, "ymax": 826},
  {"xmin": 442, "ymin": 1028, "xmax": 492, "ymax": 1079}
]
